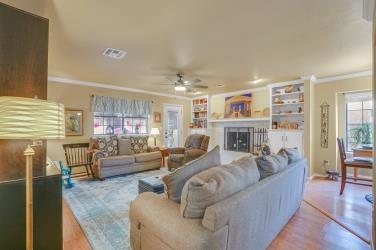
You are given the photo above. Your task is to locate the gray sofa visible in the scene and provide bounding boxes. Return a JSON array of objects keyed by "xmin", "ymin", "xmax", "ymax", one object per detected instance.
[
  {"xmin": 90, "ymin": 135, "xmax": 162, "ymax": 179},
  {"xmin": 130, "ymin": 158, "xmax": 307, "ymax": 250}
]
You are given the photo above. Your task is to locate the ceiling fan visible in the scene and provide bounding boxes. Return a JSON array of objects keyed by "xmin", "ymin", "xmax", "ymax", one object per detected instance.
[{"xmin": 160, "ymin": 73, "xmax": 208, "ymax": 92}]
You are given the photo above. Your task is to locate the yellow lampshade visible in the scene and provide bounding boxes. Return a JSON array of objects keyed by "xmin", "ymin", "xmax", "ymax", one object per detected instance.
[
  {"xmin": 150, "ymin": 127, "xmax": 160, "ymax": 136},
  {"xmin": 0, "ymin": 96, "xmax": 65, "ymax": 140}
]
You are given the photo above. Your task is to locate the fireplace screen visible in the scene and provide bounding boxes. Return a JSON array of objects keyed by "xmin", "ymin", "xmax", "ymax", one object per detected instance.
[{"xmin": 224, "ymin": 127, "xmax": 268, "ymax": 154}]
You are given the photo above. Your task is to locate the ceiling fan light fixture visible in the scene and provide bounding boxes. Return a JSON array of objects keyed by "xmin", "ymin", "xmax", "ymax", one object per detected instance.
[
  {"xmin": 174, "ymin": 86, "xmax": 186, "ymax": 91},
  {"xmin": 249, "ymin": 78, "xmax": 263, "ymax": 84}
]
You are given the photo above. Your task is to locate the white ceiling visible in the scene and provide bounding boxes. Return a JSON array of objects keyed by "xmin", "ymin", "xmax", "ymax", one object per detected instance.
[{"xmin": 3, "ymin": 0, "xmax": 373, "ymax": 96}]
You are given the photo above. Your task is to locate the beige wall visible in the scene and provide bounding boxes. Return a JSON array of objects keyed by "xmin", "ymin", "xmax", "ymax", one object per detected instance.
[
  {"xmin": 210, "ymin": 89, "xmax": 270, "ymax": 119},
  {"xmin": 47, "ymin": 82, "xmax": 191, "ymax": 164},
  {"xmin": 313, "ymin": 75, "xmax": 372, "ymax": 175}
]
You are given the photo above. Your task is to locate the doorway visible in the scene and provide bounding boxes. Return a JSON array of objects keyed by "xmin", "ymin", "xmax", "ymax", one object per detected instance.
[{"xmin": 163, "ymin": 104, "xmax": 183, "ymax": 148}]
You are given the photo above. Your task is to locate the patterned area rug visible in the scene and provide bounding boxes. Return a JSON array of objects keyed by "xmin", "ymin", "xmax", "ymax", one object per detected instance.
[{"xmin": 64, "ymin": 169, "xmax": 168, "ymax": 250}]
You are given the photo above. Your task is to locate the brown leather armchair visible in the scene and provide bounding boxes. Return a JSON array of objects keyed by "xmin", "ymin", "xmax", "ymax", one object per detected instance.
[{"xmin": 167, "ymin": 134, "xmax": 210, "ymax": 170}]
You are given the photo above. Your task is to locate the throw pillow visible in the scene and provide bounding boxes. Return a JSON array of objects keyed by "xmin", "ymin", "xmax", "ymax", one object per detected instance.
[
  {"xmin": 259, "ymin": 143, "xmax": 271, "ymax": 156},
  {"xmin": 279, "ymin": 148, "xmax": 301, "ymax": 164},
  {"xmin": 162, "ymin": 145, "xmax": 221, "ymax": 202},
  {"xmin": 256, "ymin": 150, "xmax": 288, "ymax": 179},
  {"xmin": 96, "ymin": 135, "xmax": 118, "ymax": 156},
  {"xmin": 180, "ymin": 156, "xmax": 260, "ymax": 218},
  {"xmin": 118, "ymin": 138, "xmax": 134, "ymax": 155},
  {"xmin": 130, "ymin": 136, "xmax": 149, "ymax": 153}
]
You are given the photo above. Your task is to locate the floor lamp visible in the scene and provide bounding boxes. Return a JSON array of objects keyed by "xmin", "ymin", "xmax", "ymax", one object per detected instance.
[{"xmin": 0, "ymin": 96, "xmax": 65, "ymax": 250}]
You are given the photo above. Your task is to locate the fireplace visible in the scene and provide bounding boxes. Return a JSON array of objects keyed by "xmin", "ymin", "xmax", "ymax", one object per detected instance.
[{"xmin": 224, "ymin": 127, "xmax": 268, "ymax": 154}]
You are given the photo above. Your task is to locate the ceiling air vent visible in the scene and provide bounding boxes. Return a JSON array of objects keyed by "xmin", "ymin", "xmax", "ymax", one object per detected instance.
[{"xmin": 103, "ymin": 48, "xmax": 126, "ymax": 59}]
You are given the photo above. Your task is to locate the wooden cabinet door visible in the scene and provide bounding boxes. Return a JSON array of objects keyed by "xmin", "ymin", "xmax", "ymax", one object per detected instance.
[
  {"xmin": 268, "ymin": 131, "xmax": 285, "ymax": 154},
  {"xmin": 284, "ymin": 131, "xmax": 304, "ymax": 155}
]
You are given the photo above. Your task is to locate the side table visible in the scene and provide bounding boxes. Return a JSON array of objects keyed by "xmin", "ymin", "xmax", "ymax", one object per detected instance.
[{"xmin": 159, "ymin": 147, "xmax": 169, "ymax": 167}]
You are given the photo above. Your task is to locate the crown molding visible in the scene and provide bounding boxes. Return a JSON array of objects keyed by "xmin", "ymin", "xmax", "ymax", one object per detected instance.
[
  {"xmin": 49, "ymin": 70, "xmax": 373, "ymax": 101},
  {"xmin": 314, "ymin": 70, "xmax": 372, "ymax": 84},
  {"xmin": 300, "ymin": 75, "xmax": 317, "ymax": 81},
  {"xmin": 266, "ymin": 79, "xmax": 303, "ymax": 88},
  {"xmin": 48, "ymin": 76, "xmax": 192, "ymax": 100}
]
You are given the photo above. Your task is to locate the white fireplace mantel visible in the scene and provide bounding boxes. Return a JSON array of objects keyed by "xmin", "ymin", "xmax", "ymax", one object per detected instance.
[{"xmin": 210, "ymin": 117, "xmax": 269, "ymax": 123}]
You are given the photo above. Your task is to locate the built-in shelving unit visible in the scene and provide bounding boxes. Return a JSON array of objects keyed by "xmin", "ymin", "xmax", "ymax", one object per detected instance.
[
  {"xmin": 190, "ymin": 96, "xmax": 209, "ymax": 133},
  {"xmin": 269, "ymin": 82, "xmax": 304, "ymax": 130}
]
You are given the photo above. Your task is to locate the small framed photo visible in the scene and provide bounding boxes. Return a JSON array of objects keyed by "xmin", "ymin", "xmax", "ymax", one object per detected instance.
[
  {"xmin": 65, "ymin": 109, "xmax": 83, "ymax": 136},
  {"xmin": 154, "ymin": 112, "xmax": 161, "ymax": 123}
]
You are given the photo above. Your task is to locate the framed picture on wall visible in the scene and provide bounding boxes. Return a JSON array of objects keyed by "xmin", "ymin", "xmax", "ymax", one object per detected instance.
[
  {"xmin": 154, "ymin": 112, "xmax": 161, "ymax": 123},
  {"xmin": 224, "ymin": 93, "xmax": 252, "ymax": 118},
  {"xmin": 65, "ymin": 109, "xmax": 83, "ymax": 136}
]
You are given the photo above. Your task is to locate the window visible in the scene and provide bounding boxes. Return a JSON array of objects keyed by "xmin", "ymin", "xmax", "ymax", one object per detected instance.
[
  {"xmin": 94, "ymin": 112, "xmax": 148, "ymax": 135},
  {"xmin": 345, "ymin": 91, "xmax": 373, "ymax": 151}
]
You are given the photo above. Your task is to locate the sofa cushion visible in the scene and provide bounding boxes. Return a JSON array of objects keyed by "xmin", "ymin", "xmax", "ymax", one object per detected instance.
[
  {"xmin": 96, "ymin": 135, "xmax": 118, "ymax": 156},
  {"xmin": 118, "ymin": 138, "xmax": 134, "ymax": 155},
  {"xmin": 162, "ymin": 145, "xmax": 221, "ymax": 203},
  {"xmin": 135, "ymin": 151, "xmax": 161, "ymax": 163},
  {"xmin": 256, "ymin": 150, "xmax": 288, "ymax": 179},
  {"xmin": 99, "ymin": 155, "xmax": 135, "ymax": 168},
  {"xmin": 130, "ymin": 136, "xmax": 149, "ymax": 153},
  {"xmin": 279, "ymin": 148, "xmax": 301, "ymax": 164},
  {"xmin": 180, "ymin": 156, "xmax": 260, "ymax": 218},
  {"xmin": 130, "ymin": 192, "xmax": 228, "ymax": 250},
  {"xmin": 185, "ymin": 134, "xmax": 205, "ymax": 149}
]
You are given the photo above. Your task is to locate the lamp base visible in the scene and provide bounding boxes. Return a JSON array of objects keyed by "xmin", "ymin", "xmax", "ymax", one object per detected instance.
[{"xmin": 24, "ymin": 145, "xmax": 35, "ymax": 250}]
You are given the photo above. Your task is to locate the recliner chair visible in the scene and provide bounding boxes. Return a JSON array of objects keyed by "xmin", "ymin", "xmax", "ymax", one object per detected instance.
[{"xmin": 167, "ymin": 134, "xmax": 210, "ymax": 170}]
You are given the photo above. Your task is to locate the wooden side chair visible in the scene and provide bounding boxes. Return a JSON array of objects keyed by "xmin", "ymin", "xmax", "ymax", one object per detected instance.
[
  {"xmin": 337, "ymin": 138, "xmax": 372, "ymax": 195},
  {"xmin": 62, "ymin": 143, "xmax": 94, "ymax": 179}
]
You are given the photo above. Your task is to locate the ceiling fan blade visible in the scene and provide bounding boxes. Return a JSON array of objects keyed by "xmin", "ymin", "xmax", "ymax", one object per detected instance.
[
  {"xmin": 184, "ymin": 79, "xmax": 201, "ymax": 85},
  {"xmin": 159, "ymin": 83, "xmax": 176, "ymax": 86},
  {"xmin": 166, "ymin": 76, "xmax": 177, "ymax": 83},
  {"xmin": 191, "ymin": 84, "xmax": 208, "ymax": 89}
]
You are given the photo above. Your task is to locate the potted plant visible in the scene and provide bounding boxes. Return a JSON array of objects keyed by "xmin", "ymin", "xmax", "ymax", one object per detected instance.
[{"xmin": 351, "ymin": 124, "xmax": 373, "ymax": 149}]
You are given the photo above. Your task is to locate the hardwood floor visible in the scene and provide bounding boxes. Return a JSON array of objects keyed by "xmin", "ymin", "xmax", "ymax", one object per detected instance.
[
  {"xmin": 63, "ymin": 200, "xmax": 91, "ymax": 250},
  {"xmin": 268, "ymin": 202, "xmax": 369, "ymax": 250},
  {"xmin": 63, "ymin": 178, "xmax": 372, "ymax": 250},
  {"xmin": 304, "ymin": 178, "xmax": 372, "ymax": 244}
]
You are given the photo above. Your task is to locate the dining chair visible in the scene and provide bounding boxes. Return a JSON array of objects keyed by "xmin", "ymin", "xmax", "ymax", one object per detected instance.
[
  {"xmin": 337, "ymin": 138, "xmax": 372, "ymax": 195},
  {"xmin": 62, "ymin": 143, "xmax": 94, "ymax": 179}
]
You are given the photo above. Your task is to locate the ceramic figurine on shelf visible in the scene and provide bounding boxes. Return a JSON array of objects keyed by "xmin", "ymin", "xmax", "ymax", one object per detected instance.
[
  {"xmin": 272, "ymin": 121, "xmax": 278, "ymax": 129},
  {"xmin": 299, "ymin": 94, "xmax": 304, "ymax": 102},
  {"xmin": 284, "ymin": 85, "xmax": 294, "ymax": 93},
  {"xmin": 274, "ymin": 97, "xmax": 283, "ymax": 104}
]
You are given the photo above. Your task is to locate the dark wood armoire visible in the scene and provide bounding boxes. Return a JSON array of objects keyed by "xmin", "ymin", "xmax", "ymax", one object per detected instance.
[{"xmin": 0, "ymin": 3, "xmax": 62, "ymax": 249}]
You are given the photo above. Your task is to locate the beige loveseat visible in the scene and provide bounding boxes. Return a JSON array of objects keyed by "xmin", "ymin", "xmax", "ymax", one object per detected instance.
[
  {"xmin": 130, "ymin": 158, "xmax": 307, "ymax": 250},
  {"xmin": 90, "ymin": 135, "xmax": 162, "ymax": 179}
]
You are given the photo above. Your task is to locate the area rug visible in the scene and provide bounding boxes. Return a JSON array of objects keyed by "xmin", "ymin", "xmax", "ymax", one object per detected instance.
[{"xmin": 64, "ymin": 169, "xmax": 168, "ymax": 250}]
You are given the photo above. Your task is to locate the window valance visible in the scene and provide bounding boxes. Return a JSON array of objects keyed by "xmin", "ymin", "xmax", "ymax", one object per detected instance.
[
  {"xmin": 345, "ymin": 91, "xmax": 372, "ymax": 103},
  {"xmin": 91, "ymin": 95, "xmax": 152, "ymax": 116}
]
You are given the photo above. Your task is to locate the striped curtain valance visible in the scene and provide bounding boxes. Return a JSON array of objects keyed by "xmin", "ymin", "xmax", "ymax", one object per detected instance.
[{"xmin": 91, "ymin": 95, "xmax": 152, "ymax": 116}]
